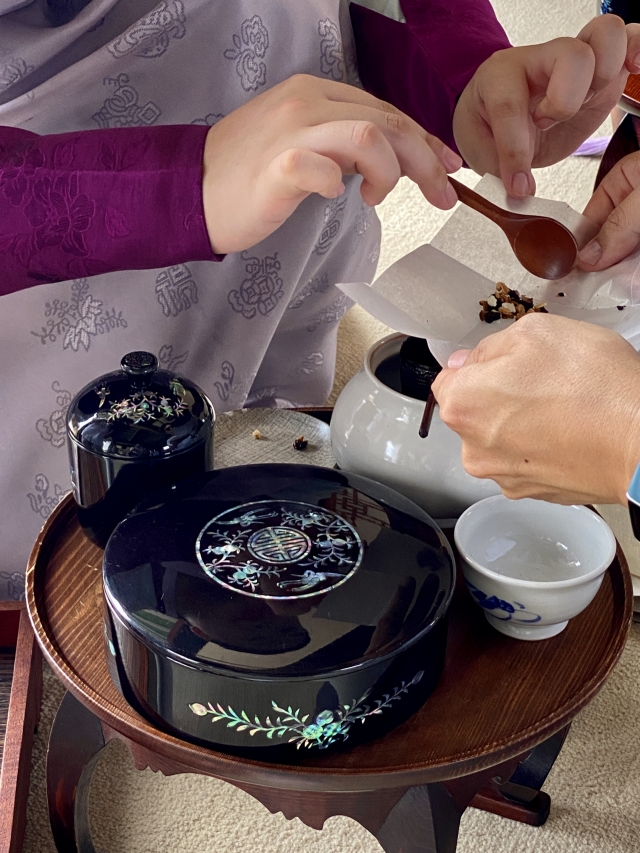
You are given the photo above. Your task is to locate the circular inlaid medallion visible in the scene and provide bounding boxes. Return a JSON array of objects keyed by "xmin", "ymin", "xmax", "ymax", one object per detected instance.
[{"xmin": 195, "ymin": 500, "xmax": 363, "ymax": 599}]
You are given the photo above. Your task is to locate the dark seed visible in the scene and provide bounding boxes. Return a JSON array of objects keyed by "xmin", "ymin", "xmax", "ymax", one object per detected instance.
[
  {"xmin": 557, "ymin": 292, "xmax": 565, "ymax": 297},
  {"xmin": 293, "ymin": 436, "xmax": 308, "ymax": 451},
  {"xmin": 618, "ymin": 305, "xmax": 625, "ymax": 311}
]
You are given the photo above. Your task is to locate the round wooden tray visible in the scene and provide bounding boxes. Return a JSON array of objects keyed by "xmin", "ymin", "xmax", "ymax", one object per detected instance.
[{"xmin": 26, "ymin": 495, "xmax": 632, "ymax": 793}]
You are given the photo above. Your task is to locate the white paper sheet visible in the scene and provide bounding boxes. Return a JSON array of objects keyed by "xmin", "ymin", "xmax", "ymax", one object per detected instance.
[{"xmin": 337, "ymin": 174, "xmax": 640, "ymax": 363}]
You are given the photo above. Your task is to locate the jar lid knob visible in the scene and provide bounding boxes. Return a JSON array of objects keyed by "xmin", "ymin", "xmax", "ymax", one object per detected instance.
[{"xmin": 121, "ymin": 351, "xmax": 158, "ymax": 377}]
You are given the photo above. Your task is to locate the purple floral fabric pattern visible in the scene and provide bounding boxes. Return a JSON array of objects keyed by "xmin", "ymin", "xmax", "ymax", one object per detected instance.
[
  {"xmin": 0, "ymin": 124, "xmax": 216, "ymax": 295},
  {"xmin": 92, "ymin": 74, "xmax": 162, "ymax": 129},
  {"xmin": 0, "ymin": 572, "xmax": 24, "ymax": 601},
  {"xmin": 155, "ymin": 264, "xmax": 198, "ymax": 317},
  {"xmin": 30, "ymin": 279, "xmax": 127, "ymax": 351},
  {"xmin": 107, "ymin": 0, "xmax": 186, "ymax": 59},
  {"xmin": 356, "ymin": 202, "xmax": 374, "ymax": 235},
  {"xmin": 314, "ymin": 197, "xmax": 347, "ymax": 255},
  {"xmin": 288, "ymin": 273, "xmax": 330, "ymax": 309},
  {"xmin": 214, "ymin": 361, "xmax": 235, "ymax": 401},
  {"xmin": 224, "ymin": 15, "xmax": 269, "ymax": 92},
  {"xmin": 228, "ymin": 251, "xmax": 284, "ymax": 319},
  {"xmin": 318, "ymin": 19, "xmax": 344, "ymax": 81},
  {"xmin": 27, "ymin": 474, "xmax": 66, "ymax": 519},
  {"xmin": 36, "ymin": 382, "xmax": 73, "ymax": 448},
  {"xmin": 306, "ymin": 294, "xmax": 349, "ymax": 331},
  {"xmin": 0, "ymin": 55, "xmax": 34, "ymax": 93},
  {"xmin": 158, "ymin": 344, "xmax": 189, "ymax": 371},
  {"xmin": 290, "ymin": 352, "xmax": 324, "ymax": 377},
  {"xmin": 191, "ymin": 112, "xmax": 224, "ymax": 126}
]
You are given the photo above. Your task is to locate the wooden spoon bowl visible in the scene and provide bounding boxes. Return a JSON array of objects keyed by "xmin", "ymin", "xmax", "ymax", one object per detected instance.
[{"xmin": 448, "ymin": 177, "xmax": 578, "ymax": 281}]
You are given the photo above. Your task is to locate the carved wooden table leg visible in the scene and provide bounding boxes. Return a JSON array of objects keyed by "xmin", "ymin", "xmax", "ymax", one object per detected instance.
[
  {"xmin": 469, "ymin": 725, "xmax": 570, "ymax": 826},
  {"xmin": 231, "ymin": 756, "xmax": 523, "ymax": 853},
  {"xmin": 47, "ymin": 691, "xmax": 108, "ymax": 853},
  {"xmin": 48, "ymin": 702, "xmax": 554, "ymax": 853},
  {"xmin": 374, "ymin": 757, "xmax": 521, "ymax": 853}
]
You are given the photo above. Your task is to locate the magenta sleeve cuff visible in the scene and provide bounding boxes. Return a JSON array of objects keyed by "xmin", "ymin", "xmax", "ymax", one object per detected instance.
[
  {"xmin": 350, "ymin": 1, "xmax": 511, "ymax": 154},
  {"xmin": 0, "ymin": 123, "xmax": 219, "ymax": 297}
]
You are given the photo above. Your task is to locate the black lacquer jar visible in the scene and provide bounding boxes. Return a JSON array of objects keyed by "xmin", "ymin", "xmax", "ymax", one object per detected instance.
[
  {"xmin": 103, "ymin": 463, "xmax": 455, "ymax": 758},
  {"xmin": 67, "ymin": 351, "xmax": 215, "ymax": 548}
]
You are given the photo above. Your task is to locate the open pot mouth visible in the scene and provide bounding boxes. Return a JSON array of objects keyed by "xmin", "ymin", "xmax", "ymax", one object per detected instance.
[
  {"xmin": 454, "ymin": 497, "xmax": 617, "ymax": 590},
  {"xmin": 364, "ymin": 333, "xmax": 427, "ymax": 405}
]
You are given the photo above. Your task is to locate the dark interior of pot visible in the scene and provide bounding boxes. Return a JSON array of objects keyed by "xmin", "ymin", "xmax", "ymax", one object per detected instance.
[{"xmin": 375, "ymin": 337, "xmax": 442, "ymax": 402}]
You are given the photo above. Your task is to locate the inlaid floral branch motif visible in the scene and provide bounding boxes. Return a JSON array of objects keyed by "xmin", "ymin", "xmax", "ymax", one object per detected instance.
[
  {"xmin": 96, "ymin": 378, "xmax": 188, "ymax": 426},
  {"xmin": 189, "ymin": 671, "xmax": 424, "ymax": 749}
]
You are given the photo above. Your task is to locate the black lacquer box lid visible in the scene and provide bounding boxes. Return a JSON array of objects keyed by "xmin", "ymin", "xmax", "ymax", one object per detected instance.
[
  {"xmin": 67, "ymin": 351, "xmax": 214, "ymax": 460},
  {"xmin": 103, "ymin": 465, "xmax": 455, "ymax": 680}
]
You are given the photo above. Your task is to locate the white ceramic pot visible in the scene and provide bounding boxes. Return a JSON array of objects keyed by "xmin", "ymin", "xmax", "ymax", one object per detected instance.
[
  {"xmin": 330, "ymin": 334, "xmax": 500, "ymax": 521},
  {"xmin": 454, "ymin": 495, "xmax": 617, "ymax": 641}
]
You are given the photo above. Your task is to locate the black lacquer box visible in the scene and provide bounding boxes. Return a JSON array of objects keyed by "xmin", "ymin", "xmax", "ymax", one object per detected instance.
[
  {"xmin": 67, "ymin": 351, "xmax": 215, "ymax": 548},
  {"xmin": 103, "ymin": 464, "xmax": 455, "ymax": 758}
]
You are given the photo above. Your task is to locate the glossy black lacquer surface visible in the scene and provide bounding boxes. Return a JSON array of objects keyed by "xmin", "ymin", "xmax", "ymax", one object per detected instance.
[
  {"xmin": 67, "ymin": 351, "xmax": 214, "ymax": 546},
  {"xmin": 103, "ymin": 465, "xmax": 455, "ymax": 756}
]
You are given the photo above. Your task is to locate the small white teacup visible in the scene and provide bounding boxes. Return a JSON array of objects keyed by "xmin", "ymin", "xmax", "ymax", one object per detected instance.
[{"xmin": 454, "ymin": 495, "xmax": 617, "ymax": 640}]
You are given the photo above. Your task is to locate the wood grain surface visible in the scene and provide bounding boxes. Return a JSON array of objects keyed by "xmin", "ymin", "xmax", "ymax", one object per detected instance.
[
  {"xmin": 0, "ymin": 653, "xmax": 15, "ymax": 766},
  {"xmin": 624, "ymin": 73, "xmax": 640, "ymax": 107},
  {"xmin": 26, "ymin": 495, "xmax": 632, "ymax": 794},
  {"xmin": 0, "ymin": 603, "xmax": 42, "ymax": 853}
]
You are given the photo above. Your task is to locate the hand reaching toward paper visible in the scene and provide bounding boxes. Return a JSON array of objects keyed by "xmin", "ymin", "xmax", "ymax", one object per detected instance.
[
  {"xmin": 431, "ymin": 314, "xmax": 640, "ymax": 506},
  {"xmin": 453, "ymin": 15, "xmax": 640, "ymax": 199},
  {"xmin": 579, "ymin": 150, "xmax": 640, "ymax": 271}
]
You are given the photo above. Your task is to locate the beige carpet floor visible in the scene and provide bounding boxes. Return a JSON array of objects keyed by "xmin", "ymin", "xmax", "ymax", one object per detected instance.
[{"xmin": 22, "ymin": 1, "xmax": 640, "ymax": 851}]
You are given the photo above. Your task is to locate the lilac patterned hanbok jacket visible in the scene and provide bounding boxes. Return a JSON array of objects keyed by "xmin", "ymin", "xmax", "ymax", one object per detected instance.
[{"xmin": 0, "ymin": 0, "xmax": 508, "ymax": 596}]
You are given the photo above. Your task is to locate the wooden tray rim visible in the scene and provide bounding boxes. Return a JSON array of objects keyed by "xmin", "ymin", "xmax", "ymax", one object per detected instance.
[{"xmin": 25, "ymin": 494, "xmax": 633, "ymax": 793}]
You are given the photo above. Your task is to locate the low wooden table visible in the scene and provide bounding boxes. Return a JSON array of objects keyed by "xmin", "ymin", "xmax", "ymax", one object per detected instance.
[{"xmin": 26, "ymin": 495, "xmax": 632, "ymax": 853}]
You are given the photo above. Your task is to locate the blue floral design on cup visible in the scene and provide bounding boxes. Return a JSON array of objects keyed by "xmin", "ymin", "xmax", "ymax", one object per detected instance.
[{"xmin": 466, "ymin": 581, "xmax": 541, "ymax": 623}]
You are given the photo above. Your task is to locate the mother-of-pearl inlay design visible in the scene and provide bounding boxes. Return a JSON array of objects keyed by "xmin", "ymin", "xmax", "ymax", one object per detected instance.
[{"xmin": 195, "ymin": 500, "xmax": 363, "ymax": 599}]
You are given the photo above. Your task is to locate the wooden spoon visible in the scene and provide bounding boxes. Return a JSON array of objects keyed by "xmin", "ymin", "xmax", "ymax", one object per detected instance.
[{"xmin": 448, "ymin": 177, "xmax": 578, "ymax": 281}]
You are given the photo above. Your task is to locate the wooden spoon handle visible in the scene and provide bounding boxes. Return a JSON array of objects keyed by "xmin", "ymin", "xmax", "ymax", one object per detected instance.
[{"xmin": 448, "ymin": 176, "xmax": 511, "ymax": 226}]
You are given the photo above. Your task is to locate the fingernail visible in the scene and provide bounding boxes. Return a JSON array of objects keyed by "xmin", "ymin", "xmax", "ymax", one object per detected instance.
[
  {"xmin": 443, "ymin": 149, "xmax": 463, "ymax": 172},
  {"xmin": 445, "ymin": 182, "xmax": 458, "ymax": 207},
  {"xmin": 535, "ymin": 117, "xmax": 556, "ymax": 131},
  {"xmin": 584, "ymin": 88, "xmax": 596, "ymax": 104},
  {"xmin": 448, "ymin": 349, "xmax": 470, "ymax": 369},
  {"xmin": 511, "ymin": 172, "xmax": 530, "ymax": 197},
  {"xmin": 578, "ymin": 238, "xmax": 603, "ymax": 266}
]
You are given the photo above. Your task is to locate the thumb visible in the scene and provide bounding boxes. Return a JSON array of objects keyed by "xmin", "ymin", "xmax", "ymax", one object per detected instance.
[
  {"xmin": 578, "ymin": 187, "xmax": 640, "ymax": 271},
  {"xmin": 462, "ymin": 324, "xmax": 518, "ymax": 367},
  {"xmin": 447, "ymin": 349, "xmax": 471, "ymax": 368},
  {"xmin": 432, "ymin": 332, "xmax": 512, "ymax": 402}
]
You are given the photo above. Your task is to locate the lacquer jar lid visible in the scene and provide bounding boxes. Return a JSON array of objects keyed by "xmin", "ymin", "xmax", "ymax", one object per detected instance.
[
  {"xmin": 67, "ymin": 351, "xmax": 214, "ymax": 460},
  {"xmin": 102, "ymin": 464, "xmax": 455, "ymax": 679}
]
